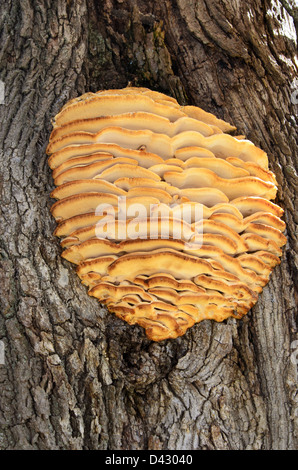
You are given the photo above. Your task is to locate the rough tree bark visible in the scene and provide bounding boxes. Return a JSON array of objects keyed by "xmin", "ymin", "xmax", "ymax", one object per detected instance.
[{"xmin": 0, "ymin": 0, "xmax": 297, "ymax": 451}]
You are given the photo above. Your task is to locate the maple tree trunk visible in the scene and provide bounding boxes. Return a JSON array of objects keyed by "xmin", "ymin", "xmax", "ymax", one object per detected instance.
[{"xmin": 0, "ymin": 0, "xmax": 297, "ymax": 451}]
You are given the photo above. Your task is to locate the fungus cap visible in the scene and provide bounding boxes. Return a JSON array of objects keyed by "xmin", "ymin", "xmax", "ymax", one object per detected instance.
[{"xmin": 47, "ymin": 86, "xmax": 286, "ymax": 341}]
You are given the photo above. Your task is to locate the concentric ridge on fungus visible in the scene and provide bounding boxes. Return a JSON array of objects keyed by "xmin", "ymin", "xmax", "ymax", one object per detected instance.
[{"xmin": 47, "ymin": 86, "xmax": 286, "ymax": 341}]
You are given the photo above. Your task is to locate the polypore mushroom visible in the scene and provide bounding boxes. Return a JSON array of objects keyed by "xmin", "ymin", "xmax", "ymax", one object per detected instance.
[
  {"xmin": 47, "ymin": 112, "xmax": 223, "ymax": 153},
  {"xmin": 47, "ymin": 86, "xmax": 286, "ymax": 341}
]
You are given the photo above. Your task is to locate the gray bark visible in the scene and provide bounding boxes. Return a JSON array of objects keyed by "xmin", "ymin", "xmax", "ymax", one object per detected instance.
[{"xmin": 0, "ymin": 0, "xmax": 297, "ymax": 450}]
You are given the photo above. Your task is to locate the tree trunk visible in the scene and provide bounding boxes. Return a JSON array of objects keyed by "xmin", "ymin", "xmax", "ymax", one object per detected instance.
[{"xmin": 0, "ymin": 0, "xmax": 297, "ymax": 451}]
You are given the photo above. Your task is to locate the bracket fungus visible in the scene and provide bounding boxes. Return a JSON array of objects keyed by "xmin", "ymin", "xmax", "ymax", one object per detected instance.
[{"xmin": 47, "ymin": 86, "xmax": 286, "ymax": 341}]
